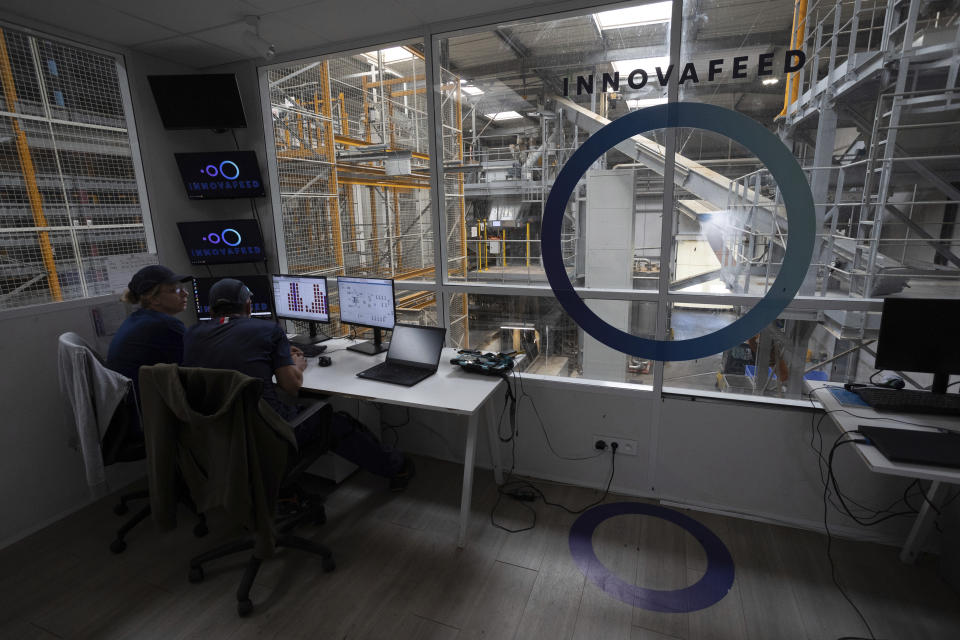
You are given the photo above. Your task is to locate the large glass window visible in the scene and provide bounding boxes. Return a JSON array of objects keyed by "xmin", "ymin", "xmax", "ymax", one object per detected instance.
[
  {"xmin": 0, "ymin": 25, "xmax": 150, "ymax": 310},
  {"xmin": 264, "ymin": 0, "xmax": 960, "ymax": 401}
]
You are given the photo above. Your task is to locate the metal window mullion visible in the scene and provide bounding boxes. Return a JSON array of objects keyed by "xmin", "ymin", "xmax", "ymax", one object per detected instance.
[
  {"xmin": 426, "ymin": 25, "xmax": 451, "ymax": 338},
  {"xmin": 260, "ymin": 64, "xmax": 289, "ymax": 274},
  {"xmin": 115, "ymin": 54, "xmax": 154, "ymax": 255},
  {"xmin": 28, "ymin": 36, "xmax": 87, "ymax": 298}
]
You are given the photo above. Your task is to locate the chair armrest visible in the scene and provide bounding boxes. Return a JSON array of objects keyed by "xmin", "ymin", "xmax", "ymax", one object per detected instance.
[{"xmin": 288, "ymin": 398, "xmax": 331, "ymax": 430}]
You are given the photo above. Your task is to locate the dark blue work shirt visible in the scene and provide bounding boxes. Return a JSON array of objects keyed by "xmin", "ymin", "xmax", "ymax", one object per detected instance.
[
  {"xmin": 183, "ymin": 317, "xmax": 295, "ymax": 420},
  {"xmin": 107, "ymin": 308, "xmax": 185, "ymax": 396}
]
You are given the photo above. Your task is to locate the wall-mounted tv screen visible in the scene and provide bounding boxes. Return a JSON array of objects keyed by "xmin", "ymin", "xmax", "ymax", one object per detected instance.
[
  {"xmin": 148, "ymin": 74, "xmax": 246, "ymax": 130},
  {"xmin": 177, "ymin": 219, "xmax": 265, "ymax": 265},
  {"xmin": 193, "ymin": 275, "xmax": 273, "ymax": 321},
  {"xmin": 174, "ymin": 151, "xmax": 265, "ymax": 199}
]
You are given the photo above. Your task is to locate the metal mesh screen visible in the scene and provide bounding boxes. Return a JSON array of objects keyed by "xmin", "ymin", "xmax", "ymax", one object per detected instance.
[
  {"xmin": 268, "ymin": 44, "xmax": 438, "ymax": 337},
  {"xmin": 0, "ymin": 26, "xmax": 148, "ymax": 309}
]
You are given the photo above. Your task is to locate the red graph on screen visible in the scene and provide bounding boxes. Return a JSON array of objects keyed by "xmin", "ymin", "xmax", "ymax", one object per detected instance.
[{"xmin": 286, "ymin": 282, "xmax": 326, "ymax": 314}]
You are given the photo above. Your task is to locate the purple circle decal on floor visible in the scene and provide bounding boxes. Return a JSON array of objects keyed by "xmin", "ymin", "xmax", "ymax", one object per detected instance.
[{"xmin": 569, "ymin": 502, "xmax": 734, "ymax": 612}]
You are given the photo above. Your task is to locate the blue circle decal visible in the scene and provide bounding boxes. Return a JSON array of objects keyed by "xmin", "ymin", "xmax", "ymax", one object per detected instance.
[
  {"xmin": 219, "ymin": 160, "xmax": 240, "ymax": 180},
  {"xmin": 569, "ymin": 502, "xmax": 734, "ymax": 612},
  {"xmin": 221, "ymin": 228, "xmax": 242, "ymax": 246},
  {"xmin": 541, "ymin": 102, "xmax": 815, "ymax": 360}
]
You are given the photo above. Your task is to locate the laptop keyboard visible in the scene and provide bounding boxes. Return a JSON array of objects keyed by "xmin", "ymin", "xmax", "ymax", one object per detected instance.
[
  {"xmin": 854, "ymin": 387, "xmax": 960, "ymax": 416},
  {"xmin": 361, "ymin": 362, "xmax": 423, "ymax": 384}
]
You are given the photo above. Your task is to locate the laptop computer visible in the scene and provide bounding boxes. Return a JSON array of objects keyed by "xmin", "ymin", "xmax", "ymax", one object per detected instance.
[
  {"xmin": 356, "ymin": 324, "xmax": 447, "ymax": 386},
  {"xmin": 858, "ymin": 425, "xmax": 960, "ymax": 469}
]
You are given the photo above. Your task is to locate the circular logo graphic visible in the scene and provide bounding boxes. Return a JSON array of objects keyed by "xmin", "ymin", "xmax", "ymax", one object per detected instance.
[
  {"xmin": 202, "ymin": 228, "xmax": 242, "ymax": 246},
  {"xmin": 569, "ymin": 502, "xmax": 734, "ymax": 612},
  {"xmin": 541, "ymin": 102, "xmax": 815, "ymax": 361},
  {"xmin": 201, "ymin": 160, "xmax": 241, "ymax": 180}
]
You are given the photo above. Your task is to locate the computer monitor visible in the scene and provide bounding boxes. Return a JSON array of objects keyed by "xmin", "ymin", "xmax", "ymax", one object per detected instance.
[
  {"xmin": 337, "ymin": 276, "xmax": 396, "ymax": 355},
  {"xmin": 271, "ymin": 274, "xmax": 330, "ymax": 346},
  {"xmin": 174, "ymin": 151, "xmax": 266, "ymax": 200},
  {"xmin": 875, "ymin": 298, "xmax": 960, "ymax": 394},
  {"xmin": 177, "ymin": 219, "xmax": 265, "ymax": 265},
  {"xmin": 148, "ymin": 74, "xmax": 246, "ymax": 130},
  {"xmin": 193, "ymin": 276, "xmax": 272, "ymax": 321}
]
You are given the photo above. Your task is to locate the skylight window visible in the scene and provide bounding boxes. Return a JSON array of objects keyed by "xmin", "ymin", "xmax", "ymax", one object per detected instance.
[
  {"xmin": 611, "ymin": 56, "xmax": 671, "ymax": 77},
  {"xmin": 627, "ymin": 97, "xmax": 667, "ymax": 109},
  {"xmin": 484, "ymin": 111, "xmax": 523, "ymax": 121},
  {"xmin": 594, "ymin": 2, "xmax": 672, "ymax": 30},
  {"xmin": 363, "ymin": 46, "xmax": 416, "ymax": 64},
  {"xmin": 460, "ymin": 82, "xmax": 484, "ymax": 95}
]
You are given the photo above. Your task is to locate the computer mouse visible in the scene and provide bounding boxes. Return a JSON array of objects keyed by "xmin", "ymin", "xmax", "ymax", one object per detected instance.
[
  {"xmin": 317, "ymin": 356, "xmax": 332, "ymax": 367},
  {"xmin": 877, "ymin": 376, "xmax": 905, "ymax": 389}
]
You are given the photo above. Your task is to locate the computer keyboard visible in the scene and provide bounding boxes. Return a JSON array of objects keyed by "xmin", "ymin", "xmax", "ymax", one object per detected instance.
[
  {"xmin": 854, "ymin": 387, "xmax": 960, "ymax": 416},
  {"xmin": 360, "ymin": 363, "xmax": 411, "ymax": 384},
  {"xmin": 295, "ymin": 344, "xmax": 326, "ymax": 358}
]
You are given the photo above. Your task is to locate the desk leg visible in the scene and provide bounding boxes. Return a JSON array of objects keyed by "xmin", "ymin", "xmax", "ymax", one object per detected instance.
[
  {"xmin": 900, "ymin": 481, "xmax": 945, "ymax": 564},
  {"xmin": 458, "ymin": 412, "xmax": 480, "ymax": 549},
  {"xmin": 486, "ymin": 401, "xmax": 504, "ymax": 485}
]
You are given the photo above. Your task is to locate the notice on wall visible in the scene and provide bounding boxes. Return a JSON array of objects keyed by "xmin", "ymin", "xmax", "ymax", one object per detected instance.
[{"xmin": 105, "ymin": 253, "xmax": 158, "ymax": 294}]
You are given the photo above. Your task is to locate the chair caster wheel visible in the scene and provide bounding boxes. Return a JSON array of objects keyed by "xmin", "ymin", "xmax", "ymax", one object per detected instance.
[
  {"xmin": 113, "ymin": 503, "xmax": 129, "ymax": 516},
  {"xmin": 193, "ymin": 522, "xmax": 209, "ymax": 537},
  {"xmin": 189, "ymin": 567, "xmax": 204, "ymax": 583},
  {"xmin": 237, "ymin": 599, "xmax": 253, "ymax": 616},
  {"xmin": 110, "ymin": 539, "xmax": 127, "ymax": 554},
  {"xmin": 322, "ymin": 556, "xmax": 335, "ymax": 572}
]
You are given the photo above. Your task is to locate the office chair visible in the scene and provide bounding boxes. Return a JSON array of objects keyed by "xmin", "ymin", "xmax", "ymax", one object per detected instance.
[
  {"xmin": 139, "ymin": 364, "xmax": 335, "ymax": 616},
  {"xmin": 57, "ymin": 332, "xmax": 207, "ymax": 553}
]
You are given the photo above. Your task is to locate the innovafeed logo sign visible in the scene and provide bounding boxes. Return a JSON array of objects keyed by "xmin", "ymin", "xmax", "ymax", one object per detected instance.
[{"xmin": 562, "ymin": 50, "xmax": 806, "ymax": 95}]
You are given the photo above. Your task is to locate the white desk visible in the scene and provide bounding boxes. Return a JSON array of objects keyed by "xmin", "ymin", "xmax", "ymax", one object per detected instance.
[
  {"xmin": 806, "ymin": 381, "xmax": 960, "ymax": 563},
  {"xmin": 300, "ymin": 339, "xmax": 505, "ymax": 548}
]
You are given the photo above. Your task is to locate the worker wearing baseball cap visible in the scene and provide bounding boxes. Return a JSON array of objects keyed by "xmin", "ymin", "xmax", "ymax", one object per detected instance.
[{"xmin": 107, "ymin": 264, "xmax": 193, "ymax": 402}]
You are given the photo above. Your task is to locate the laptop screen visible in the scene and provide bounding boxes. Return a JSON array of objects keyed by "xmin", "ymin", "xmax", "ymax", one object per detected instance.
[{"xmin": 387, "ymin": 324, "xmax": 446, "ymax": 368}]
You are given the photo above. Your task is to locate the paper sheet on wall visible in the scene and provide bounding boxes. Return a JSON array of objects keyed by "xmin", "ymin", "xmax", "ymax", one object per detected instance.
[{"xmin": 105, "ymin": 253, "xmax": 158, "ymax": 294}]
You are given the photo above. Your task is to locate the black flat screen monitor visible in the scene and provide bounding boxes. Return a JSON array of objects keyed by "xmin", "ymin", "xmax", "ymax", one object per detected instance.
[
  {"xmin": 193, "ymin": 276, "xmax": 272, "ymax": 321},
  {"xmin": 272, "ymin": 274, "xmax": 330, "ymax": 346},
  {"xmin": 337, "ymin": 276, "xmax": 396, "ymax": 354},
  {"xmin": 175, "ymin": 151, "xmax": 265, "ymax": 199},
  {"xmin": 875, "ymin": 298, "xmax": 960, "ymax": 394},
  {"xmin": 177, "ymin": 219, "xmax": 265, "ymax": 265},
  {"xmin": 148, "ymin": 74, "xmax": 246, "ymax": 130}
]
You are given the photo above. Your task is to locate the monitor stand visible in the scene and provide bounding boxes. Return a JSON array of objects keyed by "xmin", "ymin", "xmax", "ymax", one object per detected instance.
[
  {"xmin": 931, "ymin": 372, "xmax": 949, "ymax": 395},
  {"xmin": 348, "ymin": 327, "xmax": 389, "ymax": 355},
  {"xmin": 290, "ymin": 321, "xmax": 330, "ymax": 347}
]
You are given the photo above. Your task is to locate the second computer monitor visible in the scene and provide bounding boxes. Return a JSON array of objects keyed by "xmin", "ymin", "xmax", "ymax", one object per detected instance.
[
  {"xmin": 272, "ymin": 274, "xmax": 330, "ymax": 345},
  {"xmin": 337, "ymin": 276, "xmax": 395, "ymax": 354}
]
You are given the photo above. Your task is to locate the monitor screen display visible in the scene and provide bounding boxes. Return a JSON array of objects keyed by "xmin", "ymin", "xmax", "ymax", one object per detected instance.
[
  {"xmin": 875, "ymin": 298, "xmax": 960, "ymax": 390},
  {"xmin": 272, "ymin": 274, "xmax": 329, "ymax": 323},
  {"xmin": 337, "ymin": 276, "xmax": 395, "ymax": 330},
  {"xmin": 175, "ymin": 151, "xmax": 265, "ymax": 199},
  {"xmin": 193, "ymin": 276, "xmax": 272, "ymax": 321},
  {"xmin": 177, "ymin": 219, "xmax": 265, "ymax": 265},
  {"xmin": 148, "ymin": 74, "xmax": 246, "ymax": 130}
]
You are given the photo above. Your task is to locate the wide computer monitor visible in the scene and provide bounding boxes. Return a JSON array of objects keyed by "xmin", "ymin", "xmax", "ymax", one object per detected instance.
[
  {"xmin": 271, "ymin": 274, "xmax": 330, "ymax": 346},
  {"xmin": 337, "ymin": 276, "xmax": 396, "ymax": 355},
  {"xmin": 875, "ymin": 297, "xmax": 960, "ymax": 394},
  {"xmin": 193, "ymin": 276, "xmax": 272, "ymax": 321},
  {"xmin": 177, "ymin": 219, "xmax": 265, "ymax": 265}
]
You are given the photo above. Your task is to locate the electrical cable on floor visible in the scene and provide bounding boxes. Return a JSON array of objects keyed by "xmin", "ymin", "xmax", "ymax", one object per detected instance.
[{"xmin": 824, "ymin": 433, "xmax": 878, "ymax": 640}]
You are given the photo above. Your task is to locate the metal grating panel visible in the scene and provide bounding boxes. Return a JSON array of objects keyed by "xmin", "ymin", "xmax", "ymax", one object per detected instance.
[{"xmin": 0, "ymin": 26, "xmax": 148, "ymax": 309}]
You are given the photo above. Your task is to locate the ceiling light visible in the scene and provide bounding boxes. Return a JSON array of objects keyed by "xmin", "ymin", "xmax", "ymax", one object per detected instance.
[
  {"xmin": 242, "ymin": 16, "xmax": 275, "ymax": 60},
  {"xmin": 461, "ymin": 84, "xmax": 484, "ymax": 96},
  {"xmin": 594, "ymin": 2, "xmax": 672, "ymax": 30},
  {"xmin": 762, "ymin": 77, "xmax": 780, "ymax": 86},
  {"xmin": 612, "ymin": 56, "xmax": 671, "ymax": 77},
  {"xmin": 484, "ymin": 111, "xmax": 523, "ymax": 121}
]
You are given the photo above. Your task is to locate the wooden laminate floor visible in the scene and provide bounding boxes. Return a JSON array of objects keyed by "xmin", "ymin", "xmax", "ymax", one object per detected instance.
[{"xmin": 2, "ymin": 456, "xmax": 959, "ymax": 640}]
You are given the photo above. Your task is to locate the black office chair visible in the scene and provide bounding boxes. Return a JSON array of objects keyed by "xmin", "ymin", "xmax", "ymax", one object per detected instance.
[
  {"xmin": 139, "ymin": 364, "xmax": 335, "ymax": 616},
  {"xmin": 57, "ymin": 332, "xmax": 207, "ymax": 553}
]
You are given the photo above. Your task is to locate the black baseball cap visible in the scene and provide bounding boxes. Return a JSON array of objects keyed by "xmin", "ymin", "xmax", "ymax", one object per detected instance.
[
  {"xmin": 208, "ymin": 278, "xmax": 252, "ymax": 312},
  {"xmin": 128, "ymin": 265, "xmax": 192, "ymax": 296}
]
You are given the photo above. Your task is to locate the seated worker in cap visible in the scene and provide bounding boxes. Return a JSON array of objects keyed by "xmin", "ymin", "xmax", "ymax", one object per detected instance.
[
  {"xmin": 107, "ymin": 264, "xmax": 193, "ymax": 400},
  {"xmin": 183, "ymin": 278, "xmax": 414, "ymax": 490}
]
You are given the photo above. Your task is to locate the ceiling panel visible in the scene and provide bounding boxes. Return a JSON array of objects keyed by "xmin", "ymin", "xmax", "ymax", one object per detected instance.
[
  {"xmin": 134, "ymin": 35, "xmax": 244, "ymax": 68},
  {"xmin": 0, "ymin": 0, "xmax": 178, "ymax": 46},
  {"xmin": 272, "ymin": 1, "xmax": 420, "ymax": 45},
  {"xmin": 96, "ymin": 0, "xmax": 261, "ymax": 35}
]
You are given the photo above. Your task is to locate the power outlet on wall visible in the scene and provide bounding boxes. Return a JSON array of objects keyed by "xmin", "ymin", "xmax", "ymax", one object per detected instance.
[{"xmin": 592, "ymin": 434, "xmax": 638, "ymax": 456}]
